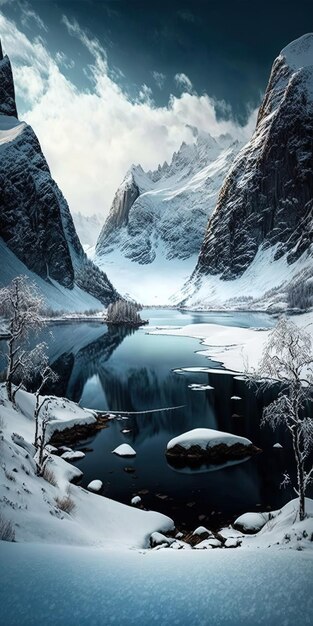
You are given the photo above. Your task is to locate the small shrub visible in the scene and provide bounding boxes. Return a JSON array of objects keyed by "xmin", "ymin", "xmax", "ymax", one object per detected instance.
[
  {"xmin": 42, "ymin": 466, "xmax": 57, "ymax": 487},
  {"xmin": 55, "ymin": 495, "xmax": 76, "ymax": 514},
  {"xmin": 0, "ymin": 514, "xmax": 15, "ymax": 541}
]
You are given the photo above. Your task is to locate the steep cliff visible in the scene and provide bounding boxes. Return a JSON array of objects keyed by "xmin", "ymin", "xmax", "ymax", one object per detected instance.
[{"xmin": 0, "ymin": 42, "xmax": 118, "ymax": 309}]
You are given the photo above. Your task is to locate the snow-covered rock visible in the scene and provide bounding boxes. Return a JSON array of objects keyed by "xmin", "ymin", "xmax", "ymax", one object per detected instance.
[
  {"xmin": 87, "ymin": 480, "xmax": 103, "ymax": 493},
  {"xmin": 166, "ymin": 428, "xmax": 259, "ymax": 462},
  {"xmin": 192, "ymin": 526, "xmax": 213, "ymax": 537},
  {"xmin": 195, "ymin": 538, "xmax": 222, "ymax": 549},
  {"xmin": 61, "ymin": 450, "xmax": 85, "ymax": 461},
  {"xmin": 180, "ymin": 34, "xmax": 313, "ymax": 311},
  {"xmin": 150, "ymin": 532, "xmax": 175, "ymax": 548},
  {"xmin": 167, "ymin": 428, "xmax": 252, "ymax": 451},
  {"xmin": 273, "ymin": 442, "xmax": 283, "ymax": 448},
  {"xmin": 235, "ymin": 498, "xmax": 313, "ymax": 550},
  {"xmin": 233, "ymin": 512, "xmax": 270, "ymax": 533},
  {"xmin": 131, "ymin": 496, "xmax": 142, "ymax": 506},
  {"xmin": 112, "ymin": 443, "xmax": 136, "ymax": 457},
  {"xmin": 94, "ymin": 130, "xmax": 241, "ymax": 304}
]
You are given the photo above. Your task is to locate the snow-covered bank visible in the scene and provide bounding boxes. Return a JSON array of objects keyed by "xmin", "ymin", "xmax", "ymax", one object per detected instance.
[
  {"xmin": 1, "ymin": 542, "xmax": 313, "ymax": 626},
  {"xmin": 0, "ymin": 386, "xmax": 173, "ymax": 547},
  {"xmin": 149, "ymin": 312, "xmax": 313, "ymax": 372}
]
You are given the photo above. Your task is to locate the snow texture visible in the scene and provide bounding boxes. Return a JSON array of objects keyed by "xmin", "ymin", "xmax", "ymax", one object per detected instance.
[
  {"xmin": 1, "ymin": 543, "xmax": 313, "ymax": 626},
  {"xmin": 87, "ymin": 480, "xmax": 103, "ymax": 492},
  {"xmin": 112, "ymin": 443, "xmax": 136, "ymax": 457},
  {"xmin": 94, "ymin": 130, "xmax": 241, "ymax": 304},
  {"xmin": 167, "ymin": 428, "xmax": 252, "ymax": 451}
]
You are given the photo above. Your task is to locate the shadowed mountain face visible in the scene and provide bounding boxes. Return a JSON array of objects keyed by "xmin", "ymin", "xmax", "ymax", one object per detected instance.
[
  {"xmin": 196, "ymin": 33, "xmax": 313, "ymax": 281},
  {"xmin": 0, "ymin": 42, "xmax": 17, "ymax": 117},
  {"xmin": 0, "ymin": 42, "xmax": 118, "ymax": 307}
]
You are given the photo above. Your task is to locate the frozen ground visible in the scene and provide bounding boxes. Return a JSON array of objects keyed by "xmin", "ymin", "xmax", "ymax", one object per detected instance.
[
  {"xmin": 150, "ymin": 311, "xmax": 313, "ymax": 373},
  {"xmin": 1, "ymin": 542, "xmax": 313, "ymax": 626}
]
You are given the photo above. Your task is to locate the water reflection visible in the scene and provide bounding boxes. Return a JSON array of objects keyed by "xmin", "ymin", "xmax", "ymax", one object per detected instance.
[{"xmin": 0, "ymin": 310, "xmax": 307, "ymax": 528}]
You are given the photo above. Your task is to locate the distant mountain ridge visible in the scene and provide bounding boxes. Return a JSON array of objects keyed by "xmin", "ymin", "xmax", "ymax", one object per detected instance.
[
  {"xmin": 94, "ymin": 130, "xmax": 241, "ymax": 303},
  {"xmin": 0, "ymin": 42, "xmax": 118, "ymax": 310}
]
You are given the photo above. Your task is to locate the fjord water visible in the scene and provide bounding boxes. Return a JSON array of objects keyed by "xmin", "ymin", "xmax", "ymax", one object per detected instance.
[{"xmin": 1, "ymin": 309, "xmax": 300, "ymax": 528}]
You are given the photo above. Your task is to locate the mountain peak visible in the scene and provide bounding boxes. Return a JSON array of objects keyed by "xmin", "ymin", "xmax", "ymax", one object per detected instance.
[
  {"xmin": 281, "ymin": 33, "xmax": 313, "ymax": 70},
  {"xmin": 0, "ymin": 42, "xmax": 18, "ymax": 117}
]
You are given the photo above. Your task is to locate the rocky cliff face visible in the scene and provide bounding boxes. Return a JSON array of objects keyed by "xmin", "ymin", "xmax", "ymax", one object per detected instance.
[
  {"xmin": 0, "ymin": 41, "xmax": 17, "ymax": 117},
  {"xmin": 0, "ymin": 43, "xmax": 117, "ymax": 308},
  {"xmin": 195, "ymin": 33, "xmax": 313, "ymax": 281}
]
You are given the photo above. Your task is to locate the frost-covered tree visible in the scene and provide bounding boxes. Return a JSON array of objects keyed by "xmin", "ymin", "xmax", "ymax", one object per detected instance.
[
  {"xmin": 29, "ymin": 342, "xmax": 58, "ymax": 448},
  {"xmin": 0, "ymin": 276, "xmax": 45, "ymax": 403},
  {"xmin": 255, "ymin": 317, "xmax": 313, "ymax": 520},
  {"xmin": 35, "ymin": 399, "xmax": 53, "ymax": 474}
]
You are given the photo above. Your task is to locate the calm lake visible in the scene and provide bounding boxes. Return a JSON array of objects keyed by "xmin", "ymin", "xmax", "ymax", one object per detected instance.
[{"xmin": 1, "ymin": 308, "xmax": 307, "ymax": 529}]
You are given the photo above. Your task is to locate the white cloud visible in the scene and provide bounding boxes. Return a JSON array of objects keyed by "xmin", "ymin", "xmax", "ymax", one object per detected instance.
[
  {"xmin": 55, "ymin": 50, "xmax": 75, "ymax": 70},
  {"xmin": 0, "ymin": 12, "xmax": 258, "ymax": 219},
  {"xmin": 19, "ymin": 2, "xmax": 48, "ymax": 32},
  {"xmin": 152, "ymin": 71, "xmax": 166, "ymax": 89},
  {"xmin": 174, "ymin": 72, "xmax": 193, "ymax": 92}
]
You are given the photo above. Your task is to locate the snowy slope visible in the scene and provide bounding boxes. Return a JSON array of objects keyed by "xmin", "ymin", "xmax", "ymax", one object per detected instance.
[
  {"xmin": 94, "ymin": 130, "xmax": 241, "ymax": 304},
  {"xmin": 0, "ymin": 238, "xmax": 105, "ymax": 312},
  {"xmin": 0, "ymin": 385, "xmax": 173, "ymax": 547},
  {"xmin": 181, "ymin": 34, "xmax": 313, "ymax": 309},
  {"xmin": 72, "ymin": 212, "xmax": 102, "ymax": 250}
]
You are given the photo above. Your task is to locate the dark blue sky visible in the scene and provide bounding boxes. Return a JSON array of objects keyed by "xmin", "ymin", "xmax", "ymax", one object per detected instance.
[{"xmin": 2, "ymin": 0, "xmax": 313, "ymax": 123}]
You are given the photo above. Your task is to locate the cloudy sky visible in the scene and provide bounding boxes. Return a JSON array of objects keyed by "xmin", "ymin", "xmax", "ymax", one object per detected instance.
[{"xmin": 0, "ymin": 0, "xmax": 312, "ymax": 217}]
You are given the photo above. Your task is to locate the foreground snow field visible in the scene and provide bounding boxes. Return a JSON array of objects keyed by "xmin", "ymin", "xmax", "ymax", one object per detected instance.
[{"xmin": 1, "ymin": 542, "xmax": 313, "ymax": 626}]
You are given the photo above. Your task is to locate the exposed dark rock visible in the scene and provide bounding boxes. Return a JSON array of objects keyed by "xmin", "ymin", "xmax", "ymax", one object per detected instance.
[
  {"xmin": 0, "ymin": 42, "xmax": 17, "ymax": 117},
  {"xmin": 0, "ymin": 41, "xmax": 118, "ymax": 306},
  {"xmin": 195, "ymin": 34, "xmax": 313, "ymax": 281},
  {"xmin": 165, "ymin": 442, "xmax": 261, "ymax": 466}
]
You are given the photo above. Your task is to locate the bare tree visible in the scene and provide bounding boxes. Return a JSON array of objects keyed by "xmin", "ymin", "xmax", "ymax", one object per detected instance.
[
  {"xmin": 0, "ymin": 276, "xmax": 45, "ymax": 403},
  {"xmin": 253, "ymin": 317, "xmax": 313, "ymax": 520},
  {"xmin": 28, "ymin": 342, "xmax": 58, "ymax": 448},
  {"xmin": 35, "ymin": 399, "xmax": 53, "ymax": 474}
]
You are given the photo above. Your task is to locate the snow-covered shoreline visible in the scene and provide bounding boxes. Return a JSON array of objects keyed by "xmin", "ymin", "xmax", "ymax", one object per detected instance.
[
  {"xmin": 149, "ymin": 312, "xmax": 313, "ymax": 373},
  {"xmin": 0, "ymin": 386, "xmax": 173, "ymax": 548}
]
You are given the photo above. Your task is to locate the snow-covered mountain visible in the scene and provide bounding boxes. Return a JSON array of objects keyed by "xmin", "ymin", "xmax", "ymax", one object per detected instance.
[
  {"xmin": 0, "ymin": 43, "xmax": 118, "ymax": 311},
  {"xmin": 72, "ymin": 212, "xmax": 102, "ymax": 251},
  {"xmin": 180, "ymin": 34, "xmax": 313, "ymax": 310},
  {"xmin": 94, "ymin": 130, "xmax": 241, "ymax": 304}
]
